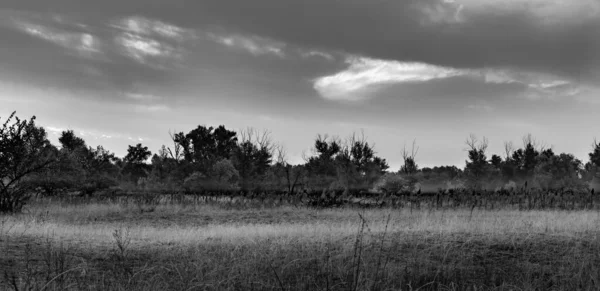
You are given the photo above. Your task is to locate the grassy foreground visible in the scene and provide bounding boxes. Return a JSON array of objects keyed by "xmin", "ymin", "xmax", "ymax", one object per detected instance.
[{"xmin": 2, "ymin": 200, "xmax": 600, "ymax": 290}]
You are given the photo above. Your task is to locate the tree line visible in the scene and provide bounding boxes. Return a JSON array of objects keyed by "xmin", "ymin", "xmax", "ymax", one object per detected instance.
[{"xmin": 1, "ymin": 111, "xmax": 599, "ymax": 212}]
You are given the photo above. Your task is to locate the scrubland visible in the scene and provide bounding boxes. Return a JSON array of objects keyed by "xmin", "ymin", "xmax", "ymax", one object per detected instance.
[{"xmin": 2, "ymin": 199, "xmax": 600, "ymax": 290}]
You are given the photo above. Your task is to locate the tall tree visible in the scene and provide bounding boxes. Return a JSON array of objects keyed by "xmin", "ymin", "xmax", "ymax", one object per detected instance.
[
  {"xmin": 589, "ymin": 139, "xmax": 600, "ymax": 168},
  {"xmin": 123, "ymin": 143, "xmax": 152, "ymax": 183},
  {"xmin": 512, "ymin": 134, "xmax": 542, "ymax": 180},
  {"xmin": 274, "ymin": 145, "xmax": 305, "ymax": 194},
  {"xmin": 231, "ymin": 128, "xmax": 273, "ymax": 190},
  {"xmin": 464, "ymin": 135, "xmax": 492, "ymax": 188},
  {"xmin": 585, "ymin": 139, "xmax": 600, "ymax": 184},
  {"xmin": 306, "ymin": 135, "xmax": 342, "ymax": 179}
]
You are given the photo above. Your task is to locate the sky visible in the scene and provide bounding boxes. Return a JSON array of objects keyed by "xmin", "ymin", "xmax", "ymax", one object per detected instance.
[{"xmin": 0, "ymin": 0, "xmax": 599, "ymax": 170}]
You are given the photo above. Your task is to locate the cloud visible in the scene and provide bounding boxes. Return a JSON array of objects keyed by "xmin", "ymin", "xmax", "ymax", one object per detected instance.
[
  {"xmin": 125, "ymin": 92, "xmax": 163, "ymax": 101},
  {"xmin": 416, "ymin": 0, "xmax": 465, "ymax": 25},
  {"xmin": 111, "ymin": 16, "xmax": 194, "ymax": 68},
  {"xmin": 110, "ymin": 16, "xmax": 195, "ymax": 41},
  {"xmin": 45, "ymin": 126, "xmax": 65, "ymax": 136},
  {"xmin": 133, "ymin": 104, "xmax": 170, "ymax": 113},
  {"xmin": 115, "ymin": 32, "xmax": 181, "ymax": 66},
  {"xmin": 300, "ymin": 50, "xmax": 335, "ymax": 61},
  {"xmin": 483, "ymin": 69, "xmax": 583, "ymax": 100},
  {"xmin": 2, "ymin": 1, "xmax": 599, "ymax": 106},
  {"xmin": 45, "ymin": 126, "xmax": 117, "ymax": 140},
  {"xmin": 313, "ymin": 56, "xmax": 472, "ymax": 101},
  {"xmin": 207, "ymin": 32, "xmax": 286, "ymax": 57},
  {"xmin": 4, "ymin": 12, "xmax": 102, "ymax": 59},
  {"xmin": 314, "ymin": 55, "xmax": 593, "ymax": 102},
  {"xmin": 117, "ymin": 0, "xmax": 597, "ymax": 86}
]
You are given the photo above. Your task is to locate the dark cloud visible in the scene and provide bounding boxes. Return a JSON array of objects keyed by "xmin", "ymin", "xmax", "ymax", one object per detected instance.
[{"xmin": 4, "ymin": 0, "xmax": 597, "ymax": 82}]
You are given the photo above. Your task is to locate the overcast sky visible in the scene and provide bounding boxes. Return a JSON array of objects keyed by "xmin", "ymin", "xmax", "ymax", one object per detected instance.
[{"xmin": 1, "ymin": 0, "xmax": 598, "ymax": 169}]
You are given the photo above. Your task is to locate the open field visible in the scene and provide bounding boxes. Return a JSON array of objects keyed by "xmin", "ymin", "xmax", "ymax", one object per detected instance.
[{"xmin": 2, "ymin": 199, "xmax": 600, "ymax": 290}]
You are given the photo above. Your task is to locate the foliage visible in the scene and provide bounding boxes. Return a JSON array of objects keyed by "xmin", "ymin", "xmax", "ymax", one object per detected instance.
[
  {"xmin": 174, "ymin": 125, "xmax": 238, "ymax": 174},
  {"xmin": 3, "ymin": 109, "xmax": 600, "ymax": 197},
  {"xmin": 305, "ymin": 133, "xmax": 388, "ymax": 191},
  {"xmin": 534, "ymin": 152, "xmax": 586, "ymax": 190},
  {"xmin": 375, "ymin": 173, "xmax": 414, "ymax": 194},
  {"xmin": 230, "ymin": 129, "xmax": 273, "ymax": 190},
  {"xmin": 464, "ymin": 135, "xmax": 494, "ymax": 189},
  {"xmin": 0, "ymin": 112, "xmax": 56, "ymax": 212},
  {"xmin": 124, "ymin": 144, "xmax": 152, "ymax": 164},
  {"xmin": 122, "ymin": 143, "xmax": 152, "ymax": 183},
  {"xmin": 37, "ymin": 131, "xmax": 121, "ymax": 196}
]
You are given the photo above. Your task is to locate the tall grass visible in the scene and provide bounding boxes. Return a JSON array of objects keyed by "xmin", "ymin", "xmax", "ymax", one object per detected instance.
[{"xmin": 3, "ymin": 201, "xmax": 600, "ymax": 290}]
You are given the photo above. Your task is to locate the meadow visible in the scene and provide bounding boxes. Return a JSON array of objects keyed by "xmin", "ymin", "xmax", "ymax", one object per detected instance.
[{"xmin": 2, "ymin": 194, "xmax": 600, "ymax": 291}]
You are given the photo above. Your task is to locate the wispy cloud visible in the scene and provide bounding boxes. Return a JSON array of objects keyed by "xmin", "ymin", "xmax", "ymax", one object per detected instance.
[
  {"xmin": 483, "ymin": 69, "xmax": 581, "ymax": 100},
  {"xmin": 133, "ymin": 104, "xmax": 170, "ymax": 113},
  {"xmin": 110, "ymin": 16, "xmax": 195, "ymax": 41},
  {"xmin": 111, "ymin": 16, "xmax": 194, "ymax": 68},
  {"xmin": 314, "ymin": 55, "xmax": 592, "ymax": 102},
  {"xmin": 7, "ymin": 15, "xmax": 102, "ymax": 58},
  {"xmin": 207, "ymin": 32, "xmax": 286, "ymax": 58},
  {"xmin": 314, "ymin": 56, "xmax": 470, "ymax": 101},
  {"xmin": 300, "ymin": 50, "xmax": 335, "ymax": 61},
  {"xmin": 416, "ymin": 0, "xmax": 465, "ymax": 26},
  {"xmin": 125, "ymin": 92, "xmax": 163, "ymax": 101},
  {"xmin": 45, "ymin": 126, "xmax": 117, "ymax": 141}
]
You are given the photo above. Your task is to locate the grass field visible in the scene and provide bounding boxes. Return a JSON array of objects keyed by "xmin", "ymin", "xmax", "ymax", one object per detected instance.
[{"xmin": 2, "ymin": 199, "xmax": 600, "ymax": 290}]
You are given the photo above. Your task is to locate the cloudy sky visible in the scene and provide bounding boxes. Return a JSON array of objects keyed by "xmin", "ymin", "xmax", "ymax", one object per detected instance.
[{"xmin": 1, "ymin": 0, "xmax": 599, "ymax": 169}]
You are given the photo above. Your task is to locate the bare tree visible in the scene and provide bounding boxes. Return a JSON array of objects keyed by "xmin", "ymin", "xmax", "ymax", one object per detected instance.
[
  {"xmin": 233, "ymin": 127, "xmax": 276, "ymax": 189},
  {"xmin": 239, "ymin": 127, "xmax": 276, "ymax": 159},
  {"xmin": 166, "ymin": 130, "xmax": 184, "ymax": 161},
  {"xmin": 504, "ymin": 141, "xmax": 514, "ymax": 161},
  {"xmin": 400, "ymin": 139, "xmax": 419, "ymax": 174},
  {"xmin": 275, "ymin": 144, "xmax": 303, "ymax": 194},
  {"xmin": 522, "ymin": 133, "xmax": 547, "ymax": 152},
  {"xmin": 465, "ymin": 134, "xmax": 489, "ymax": 153}
]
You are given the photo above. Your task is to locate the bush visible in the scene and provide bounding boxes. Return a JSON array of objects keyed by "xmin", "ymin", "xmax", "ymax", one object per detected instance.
[{"xmin": 0, "ymin": 112, "xmax": 56, "ymax": 212}]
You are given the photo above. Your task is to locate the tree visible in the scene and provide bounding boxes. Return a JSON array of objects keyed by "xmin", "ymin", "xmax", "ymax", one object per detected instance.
[
  {"xmin": 464, "ymin": 135, "xmax": 492, "ymax": 189},
  {"xmin": 304, "ymin": 135, "xmax": 342, "ymax": 190},
  {"xmin": 535, "ymin": 153, "xmax": 585, "ymax": 190},
  {"xmin": 30, "ymin": 130, "xmax": 118, "ymax": 197},
  {"xmin": 28, "ymin": 130, "xmax": 89, "ymax": 196},
  {"xmin": 490, "ymin": 154, "xmax": 502, "ymax": 169},
  {"xmin": 585, "ymin": 139, "xmax": 600, "ymax": 185},
  {"xmin": 345, "ymin": 132, "xmax": 388, "ymax": 188},
  {"xmin": 0, "ymin": 112, "xmax": 56, "ymax": 212},
  {"xmin": 124, "ymin": 144, "xmax": 152, "ymax": 164},
  {"xmin": 80, "ymin": 145, "xmax": 120, "ymax": 194},
  {"xmin": 511, "ymin": 134, "xmax": 542, "ymax": 180},
  {"xmin": 589, "ymin": 139, "xmax": 600, "ymax": 168},
  {"xmin": 230, "ymin": 128, "xmax": 274, "ymax": 190},
  {"xmin": 58, "ymin": 130, "xmax": 86, "ymax": 151},
  {"xmin": 175, "ymin": 125, "xmax": 238, "ymax": 175},
  {"xmin": 122, "ymin": 143, "xmax": 152, "ymax": 183},
  {"xmin": 400, "ymin": 140, "xmax": 419, "ymax": 175},
  {"xmin": 305, "ymin": 133, "xmax": 387, "ymax": 191},
  {"xmin": 274, "ymin": 145, "xmax": 305, "ymax": 194}
]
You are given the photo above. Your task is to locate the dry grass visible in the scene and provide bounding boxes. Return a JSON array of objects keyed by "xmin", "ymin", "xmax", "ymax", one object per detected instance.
[{"xmin": 2, "ymin": 200, "xmax": 600, "ymax": 290}]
